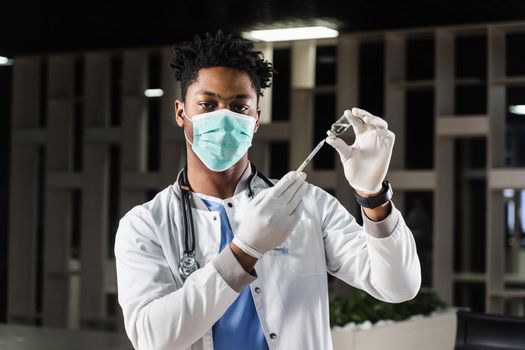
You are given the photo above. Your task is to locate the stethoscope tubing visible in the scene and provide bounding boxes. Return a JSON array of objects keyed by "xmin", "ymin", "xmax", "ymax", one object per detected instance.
[{"xmin": 177, "ymin": 163, "xmax": 273, "ymax": 279}]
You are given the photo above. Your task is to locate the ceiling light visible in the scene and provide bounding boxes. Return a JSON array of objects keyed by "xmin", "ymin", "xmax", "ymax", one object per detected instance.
[
  {"xmin": 0, "ymin": 56, "xmax": 13, "ymax": 66},
  {"xmin": 244, "ymin": 26, "xmax": 338, "ymax": 42},
  {"xmin": 503, "ymin": 188, "xmax": 515, "ymax": 198},
  {"xmin": 509, "ymin": 105, "xmax": 525, "ymax": 115},
  {"xmin": 144, "ymin": 89, "xmax": 164, "ymax": 98}
]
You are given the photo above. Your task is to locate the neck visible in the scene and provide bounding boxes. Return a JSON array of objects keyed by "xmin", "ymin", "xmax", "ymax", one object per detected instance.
[{"xmin": 186, "ymin": 150, "xmax": 249, "ymax": 199}]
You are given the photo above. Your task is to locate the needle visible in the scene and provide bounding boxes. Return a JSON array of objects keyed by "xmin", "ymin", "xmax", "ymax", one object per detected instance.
[{"xmin": 296, "ymin": 139, "xmax": 326, "ymax": 172}]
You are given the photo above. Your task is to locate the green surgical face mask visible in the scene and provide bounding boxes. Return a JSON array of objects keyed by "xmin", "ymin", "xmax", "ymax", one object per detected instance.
[{"xmin": 183, "ymin": 108, "xmax": 256, "ymax": 172}]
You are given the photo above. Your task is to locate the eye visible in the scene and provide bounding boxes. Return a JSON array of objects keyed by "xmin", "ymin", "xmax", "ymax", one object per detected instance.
[
  {"xmin": 232, "ymin": 104, "xmax": 249, "ymax": 113},
  {"xmin": 199, "ymin": 102, "xmax": 216, "ymax": 110}
]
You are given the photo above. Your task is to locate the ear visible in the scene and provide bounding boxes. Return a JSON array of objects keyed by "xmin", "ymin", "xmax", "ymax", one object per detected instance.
[
  {"xmin": 254, "ymin": 108, "xmax": 261, "ymax": 133},
  {"xmin": 174, "ymin": 99, "xmax": 185, "ymax": 128}
]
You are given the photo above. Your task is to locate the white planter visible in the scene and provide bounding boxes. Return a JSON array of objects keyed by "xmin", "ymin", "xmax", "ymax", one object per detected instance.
[{"xmin": 331, "ymin": 310, "xmax": 457, "ymax": 350}]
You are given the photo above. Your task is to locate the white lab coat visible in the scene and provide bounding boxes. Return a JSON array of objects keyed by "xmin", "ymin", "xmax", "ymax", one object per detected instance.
[{"xmin": 115, "ymin": 169, "xmax": 421, "ymax": 350}]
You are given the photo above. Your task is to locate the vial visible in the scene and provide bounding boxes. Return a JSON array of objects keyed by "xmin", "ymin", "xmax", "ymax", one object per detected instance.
[{"xmin": 327, "ymin": 114, "xmax": 352, "ymax": 138}]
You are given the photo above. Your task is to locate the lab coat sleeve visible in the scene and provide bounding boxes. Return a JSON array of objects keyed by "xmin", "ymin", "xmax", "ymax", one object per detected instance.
[
  {"xmin": 115, "ymin": 207, "xmax": 255, "ymax": 350},
  {"xmin": 318, "ymin": 188, "xmax": 421, "ymax": 303}
]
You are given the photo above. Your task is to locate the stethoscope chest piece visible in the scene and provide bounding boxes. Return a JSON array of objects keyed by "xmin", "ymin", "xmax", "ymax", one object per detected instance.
[{"xmin": 178, "ymin": 252, "xmax": 200, "ymax": 281}]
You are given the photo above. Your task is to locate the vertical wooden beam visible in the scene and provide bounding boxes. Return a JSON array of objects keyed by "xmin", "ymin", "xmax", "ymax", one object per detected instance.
[
  {"xmin": 460, "ymin": 143, "xmax": 473, "ymax": 272},
  {"xmin": 434, "ymin": 29, "xmax": 455, "ymax": 305},
  {"xmin": 120, "ymin": 50, "xmax": 147, "ymax": 216},
  {"xmin": 291, "ymin": 40, "xmax": 316, "ymax": 89},
  {"xmin": 160, "ymin": 47, "xmax": 185, "ymax": 187},
  {"xmin": 254, "ymin": 42, "xmax": 274, "ymax": 125},
  {"xmin": 80, "ymin": 53, "xmax": 110, "ymax": 328},
  {"xmin": 385, "ymin": 33, "xmax": 407, "ymax": 213},
  {"xmin": 250, "ymin": 42, "xmax": 274, "ymax": 173},
  {"xmin": 249, "ymin": 140, "xmax": 269, "ymax": 175},
  {"xmin": 42, "ymin": 55, "xmax": 75, "ymax": 327},
  {"xmin": 336, "ymin": 34, "xmax": 359, "ymax": 214},
  {"xmin": 290, "ymin": 41, "xmax": 315, "ymax": 171},
  {"xmin": 290, "ymin": 90, "xmax": 314, "ymax": 171},
  {"xmin": 487, "ymin": 26, "xmax": 506, "ymax": 313},
  {"xmin": 327, "ymin": 34, "xmax": 362, "ymax": 298},
  {"xmin": 8, "ymin": 57, "xmax": 41, "ymax": 324}
]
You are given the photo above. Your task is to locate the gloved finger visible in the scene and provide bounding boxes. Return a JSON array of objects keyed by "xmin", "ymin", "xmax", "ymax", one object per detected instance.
[
  {"xmin": 289, "ymin": 201, "xmax": 305, "ymax": 219},
  {"xmin": 362, "ymin": 114, "xmax": 388, "ymax": 129},
  {"xmin": 384, "ymin": 129, "xmax": 395, "ymax": 145},
  {"xmin": 372, "ymin": 128, "xmax": 396, "ymax": 147},
  {"xmin": 325, "ymin": 136, "xmax": 353, "ymax": 162},
  {"xmin": 342, "ymin": 109, "xmax": 352, "ymax": 123},
  {"xmin": 279, "ymin": 201, "xmax": 303, "ymax": 230},
  {"xmin": 278, "ymin": 173, "xmax": 307, "ymax": 203},
  {"xmin": 352, "ymin": 107, "xmax": 374, "ymax": 119},
  {"xmin": 279, "ymin": 209, "xmax": 302, "ymax": 235},
  {"xmin": 251, "ymin": 187, "xmax": 271, "ymax": 206},
  {"xmin": 348, "ymin": 113, "xmax": 366, "ymax": 134},
  {"xmin": 375, "ymin": 127, "xmax": 394, "ymax": 138},
  {"xmin": 269, "ymin": 171, "xmax": 301, "ymax": 196},
  {"xmin": 283, "ymin": 182, "xmax": 308, "ymax": 215}
]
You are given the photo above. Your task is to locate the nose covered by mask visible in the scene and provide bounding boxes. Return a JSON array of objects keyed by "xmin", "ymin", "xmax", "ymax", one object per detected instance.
[{"xmin": 183, "ymin": 108, "xmax": 257, "ymax": 172}]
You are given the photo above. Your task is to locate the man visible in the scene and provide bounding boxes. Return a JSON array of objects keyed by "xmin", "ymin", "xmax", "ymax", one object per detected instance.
[{"xmin": 115, "ymin": 31, "xmax": 421, "ymax": 350}]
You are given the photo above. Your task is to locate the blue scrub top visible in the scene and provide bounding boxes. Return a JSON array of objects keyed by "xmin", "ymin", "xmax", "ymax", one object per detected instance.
[{"xmin": 201, "ymin": 198, "xmax": 269, "ymax": 350}]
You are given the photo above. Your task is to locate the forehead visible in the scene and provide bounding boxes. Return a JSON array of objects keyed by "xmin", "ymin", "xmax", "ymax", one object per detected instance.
[{"xmin": 187, "ymin": 66, "xmax": 256, "ymax": 98}]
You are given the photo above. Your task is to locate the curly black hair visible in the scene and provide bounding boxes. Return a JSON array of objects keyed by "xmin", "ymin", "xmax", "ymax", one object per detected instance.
[{"xmin": 169, "ymin": 31, "xmax": 274, "ymax": 101}]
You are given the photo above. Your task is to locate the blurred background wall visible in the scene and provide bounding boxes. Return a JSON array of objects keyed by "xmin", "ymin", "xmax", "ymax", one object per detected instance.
[{"xmin": 1, "ymin": 0, "xmax": 525, "ymax": 334}]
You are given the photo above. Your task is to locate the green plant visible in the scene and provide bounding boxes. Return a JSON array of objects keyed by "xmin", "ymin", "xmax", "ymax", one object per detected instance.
[{"xmin": 329, "ymin": 289, "xmax": 447, "ymax": 327}]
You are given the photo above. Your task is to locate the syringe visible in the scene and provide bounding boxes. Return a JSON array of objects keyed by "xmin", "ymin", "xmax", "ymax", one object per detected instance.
[
  {"xmin": 296, "ymin": 139, "xmax": 326, "ymax": 172},
  {"xmin": 295, "ymin": 113, "xmax": 353, "ymax": 172}
]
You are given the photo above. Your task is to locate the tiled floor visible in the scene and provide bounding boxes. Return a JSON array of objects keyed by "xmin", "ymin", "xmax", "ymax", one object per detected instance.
[{"xmin": 0, "ymin": 324, "xmax": 132, "ymax": 350}]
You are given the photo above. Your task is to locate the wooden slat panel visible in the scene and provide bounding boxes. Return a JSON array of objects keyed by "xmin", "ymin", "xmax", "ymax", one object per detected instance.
[
  {"xmin": 43, "ymin": 55, "xmax": 75, "ymax": 327},
  {"xmin": 387, "ymin": 170, "xmax": 436, "ymax": 190},
  {"xmin": 8, "ymin": 57, "xmax": 41, "ymax": 324},
  {"xmin": 119, "ymin": 50, "xmax": 148, "ymax": 216},
  {"xmin": 84, "ymin": 127, "xmax": 120, "ymax": 144},
  {"xmin": 13, "ymin": 129, "xmax": 47, "ymax": 144},
  {"xmin": 433, "ymin": 29, "xmax": 455, "ymax": 305},
  {"xmin": 486, "ymin": 26, "xmax": 507, "ymax": 313},
  {"xmin": 80, "ymin": 53, "xmax": 111, "ymax": 328},
  {"xmin": 436, "ymin": 116, "xmax": 489, "ymax": 137},
  {"xmin": 335, "ymin": 34, "xmax": 359, "ymax": 214},
  {"xmin": 489, "ymin": 169, "xmax": 525, "ymax": 189},
  {"xmin": 47, "ymin": 173, "xmax": 83, "ymax": 189}
]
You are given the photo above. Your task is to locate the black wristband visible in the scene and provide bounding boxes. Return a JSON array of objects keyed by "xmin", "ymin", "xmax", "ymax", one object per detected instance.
[{"xmin": 354, "ymin": 180, "xmax": 393, "ymax": 209}]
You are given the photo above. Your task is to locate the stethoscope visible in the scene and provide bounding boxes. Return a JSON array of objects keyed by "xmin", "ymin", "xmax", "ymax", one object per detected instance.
[{"xmin": 177, "ymin": 163, "xmax": 274, "ymax": 281}]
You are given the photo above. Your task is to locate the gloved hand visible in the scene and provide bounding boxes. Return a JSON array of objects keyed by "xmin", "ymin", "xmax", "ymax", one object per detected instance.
[
  {"xmin": 326, "ymin": 107, "xmax": 395, "ymax": 194},
  {"xmin": 232, "ymin": 171, "xmax": 308, "ymax": 259}
]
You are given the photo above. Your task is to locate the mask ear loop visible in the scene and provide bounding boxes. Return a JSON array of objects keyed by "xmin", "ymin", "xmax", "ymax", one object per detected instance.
[{"xmin": 181, "ymin": 107, "xmax": 194, "ymax": 146}]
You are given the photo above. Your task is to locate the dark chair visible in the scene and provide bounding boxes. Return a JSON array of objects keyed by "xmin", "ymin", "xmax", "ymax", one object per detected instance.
[{"xmin": 455, "ymin": 310, "xmax": 525, "ymax": 349}]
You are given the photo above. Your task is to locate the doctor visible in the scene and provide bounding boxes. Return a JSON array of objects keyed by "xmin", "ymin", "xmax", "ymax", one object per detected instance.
[{"xmin": 115, "ymin": 31, "xmax": 421, "ymax": 350}]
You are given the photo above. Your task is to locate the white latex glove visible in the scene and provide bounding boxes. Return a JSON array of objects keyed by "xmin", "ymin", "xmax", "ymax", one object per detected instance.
[
  {"xmin": 326, "ymin": 107, "xmax": 395, "ymax": 194},
  {"xmin": 232, "ymin": 171, "xmax": 308, "ymax": 259}
]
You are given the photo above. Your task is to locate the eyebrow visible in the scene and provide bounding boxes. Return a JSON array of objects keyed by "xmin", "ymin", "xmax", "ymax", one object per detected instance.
[{"xmin": 196, "ymin": 90, "xmax": 253, "ymax": 100}]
